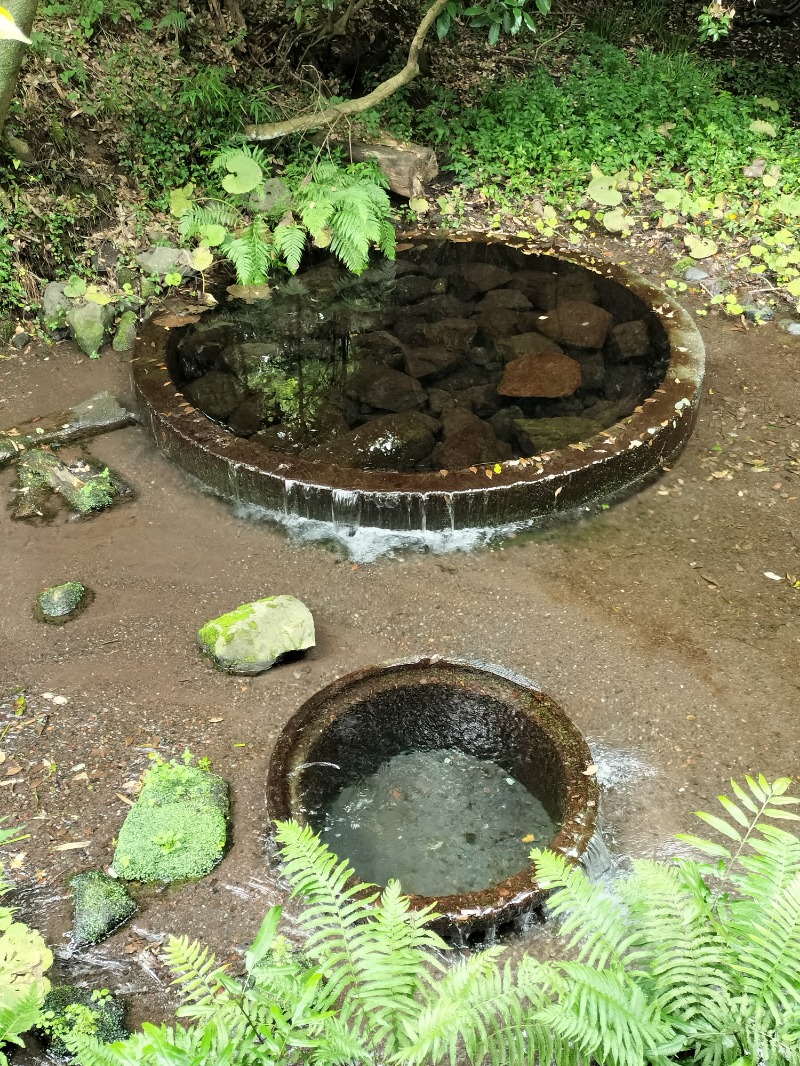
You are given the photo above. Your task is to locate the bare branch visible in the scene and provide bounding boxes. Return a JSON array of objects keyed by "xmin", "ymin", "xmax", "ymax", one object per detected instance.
[{"xmin": 244, "ymin": 0, "xmax": 449, "ymax": 141}]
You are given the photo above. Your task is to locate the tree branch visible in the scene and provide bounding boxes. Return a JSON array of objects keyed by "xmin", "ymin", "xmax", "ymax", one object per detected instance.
[{"xmin": 244, "ymin": 0, "xmax": 448, "ymax": 141}]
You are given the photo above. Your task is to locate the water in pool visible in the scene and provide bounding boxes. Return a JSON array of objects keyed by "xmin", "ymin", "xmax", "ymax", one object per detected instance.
[{"xmin": 316, "ymin": 748, "xmax": 559, "ymax": 897}]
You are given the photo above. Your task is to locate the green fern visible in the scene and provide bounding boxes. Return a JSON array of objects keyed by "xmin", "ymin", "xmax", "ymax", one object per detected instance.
[
  {"xmin": 273, "ymin": 221, "xmax": 307, "ymax": 274},
  {"xmin": 222, "ymin": 216, "xmax": 275, "ymax": 285}
]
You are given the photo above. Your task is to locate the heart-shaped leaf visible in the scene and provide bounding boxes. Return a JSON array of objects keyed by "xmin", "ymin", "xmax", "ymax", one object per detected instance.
[
  {"xmin": 221, "ymin": 152, "xmax": 263, "ymax": 195},
  {"xmin": 749, "ymin": 119, "xmax": 777, "ymax": 138},
  {"xmin": 655, "ymin": 188, "xmax": 682, "ymax": 210},
  {"xmin": 64, "ymin": 275, "xmax": 86, "ymax": 299},
  {"xmin": 684, "ymin": 235, "xmax": 718, "ymax": 259},
  {"xmin": 192, "ymin": 247, "xmax": 213, "ymax": 272},
  {"xmin": 658, "ymin": 212, "xmax": 680, "ymax": 229},
  {"xmin": 197, "ymin": 223, "xmax": 226, "ymax": 247},
  {"xmin": 409, "ymin": 197, "xmax": 430, "ymax": 214},
  {"xmin": 85, "ymin": 285, "xmax": 116, "ymax": 305},
  {"xmin": 756, "ymin": 97, "xmax": 780, "ymax": 111},
  {"xmin": 602, "ymin": 209, "xmax": 629, "ymax": 233},
  {"xmin": 587, "ymin": 179, "xmax": 622, "ymax": 207},
  {"xmin": 786, "ymin": 278, "xmax": 800, "ymax": 297},
  {"xmin": 169, "ymin": 183, "xmax": 194, "ymax": 217}
]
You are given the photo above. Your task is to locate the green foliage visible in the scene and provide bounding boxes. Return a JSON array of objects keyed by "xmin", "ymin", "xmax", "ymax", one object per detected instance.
[
  {"xmin": 40, "ymin": 987, "xmax": 127, "ymax": 1058},
  {"xmin": 111, "ymin": 754, "xmax": 228, "ymax": 883},
  {"xmin": 73, "ymin": 467, "xmax": 115, "ymax": 512},
  {"xmin": 0, "ymin": 822, "xmax": 51, "ymax": 1066},
  {"xmin": 174, "ymin": 154, "xmax": 395, "ymax": 285}
]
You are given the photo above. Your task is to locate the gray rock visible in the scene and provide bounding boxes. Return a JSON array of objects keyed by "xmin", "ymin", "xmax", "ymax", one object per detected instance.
[
  {"xmin": 742, "ymin": 305, "xmax": 775, "ymax": 323},
  {"xmin": 248, "ymin": 177, "xmax": 291, "ymax": 215},
  {"xmin": 112, "ymin": 310, "xmax": 138, "ymax": 352},
  {"xmin": 35, "ymin": 581, "xmax": 92, "ymax": 624},
  {"xmin": 92, "ymin": 240, "xmax": 120, "ymax": 274},
  {"xmin": 198, "ymin": 595, "xmax": 315, "ymax": 675},
  {"xmin": 135, "ymin": 246, "xmax": 196, "ymax": 278},
  {"xmin": 684, "ymin": 266, "xmax": 710, "ymax": 282},
  {"xmin": 41, "ymin": 282, "xmax": 72, "ymax": 327},
  {"xmin": 10, "ymin": 331, "xmax": 30, "ymax": 350},
  {"xmin": 184, "ymin": 371, "xmax": 247, "ymax": 420},
  {"xmin": 426, "ymin": 388, "xmax": 455, "ymax": 416},
  {"xmin": 71, "ymin": 871, "xmax": 137, "ymax": 945},
  {"xmin": 66, "ymin": 301, "xmax": 115, "ymax": 357},
  {"xmin": 488, "ymin": 405, "xmax": 524, "ymax": 445},
  {"xmin": 404, "ymin": 346, "xmax": 463, "ymax": 381},
  {"xmin": 778, "ymin": 319, "xmax": 800, "ymax": 336}
]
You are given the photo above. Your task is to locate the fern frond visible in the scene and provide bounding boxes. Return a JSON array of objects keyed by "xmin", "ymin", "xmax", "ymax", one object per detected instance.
[
  {"xmin": 0, "ymin": 981, "xmax": 46, "ymax": 1053},
  {"xmin": 274, "ymin": 221, "xmax": 307, "ymax": 274},
  {"xmin": 533, "ymin": 849, "xmax": 634, "ymax": 969},
  {"xmin": 222, "ymin": 216, "xmax": 274, "ymax": 285},
  {"xmin": 275, "ymin": 821, "xmax": 442, "ymax": 1058},
  {"xmin": 162, "ymin": 934, "xmax": 230, "ymax": 1011},
  {"xmin": 545, "ymin": 962, "xmax": 677, "ymax": 1066},
  {"xmin": 179, "ymin": 201, "xmax": 239, "ymax": 239}
]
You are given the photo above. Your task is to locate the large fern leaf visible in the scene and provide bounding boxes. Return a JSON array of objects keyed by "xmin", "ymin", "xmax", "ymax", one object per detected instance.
[
  {"xmin": 274, "ymin": 820, "xmax": 444, "ymax": 1059},
  {"xmin": 222, "ymin": 216, "xmax": 274, "ymax": 285}
]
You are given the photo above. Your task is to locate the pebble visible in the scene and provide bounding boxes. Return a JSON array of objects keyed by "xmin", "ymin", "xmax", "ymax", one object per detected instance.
[{"xmin": 684, "ymin": 267, "xmax": 710, "ymax": 282}]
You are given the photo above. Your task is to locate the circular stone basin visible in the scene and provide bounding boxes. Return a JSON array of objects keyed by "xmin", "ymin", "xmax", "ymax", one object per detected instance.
[
  {"xmin": 133, "ymin": 234, "xmax": 704, "ymax": 536},
  {"xmin": 265, "ymin": 659, "xmax": 598, "ymax": 939}
]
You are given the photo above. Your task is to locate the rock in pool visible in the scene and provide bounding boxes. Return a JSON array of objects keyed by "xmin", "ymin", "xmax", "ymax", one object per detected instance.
[{"xmin": 198, "ymin": 594, "xmax": 315, "ymax": 675}]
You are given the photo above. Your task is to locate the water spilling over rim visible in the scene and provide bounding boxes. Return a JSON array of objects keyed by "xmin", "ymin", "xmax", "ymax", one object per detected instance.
[
  {"xmin": 133, "ymin": 236, "xmax": 704, "ymax": 545},
  {"xmin": 265, "ymin": 658, "xmax": 599, "ymax": 939}
]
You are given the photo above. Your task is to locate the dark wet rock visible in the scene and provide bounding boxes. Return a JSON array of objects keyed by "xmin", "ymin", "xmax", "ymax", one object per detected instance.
[
  {"xmin": 449, "ymin": 384, "xmax": 502, "ymax": 418},
  {"xmin": 413, "ymin": 293, "xmax": 472, "ymax": 321},
  {"xmin": 92, "ymin": 240, "xmax": 120, "ymax": 274},
  {"xmin": 435, "ymin": 366, "xmax": 489, "ymax": 393},
  {"xmin": 112, "ymin": 310, "xmax": 138, "ymax": 352},
  {"xmin": 222, "ymin": 341, "xmax": 282, "ymax": 380},
  {"xmin": 474, "ymin": 308, "xmax": 527, "ymax": 342},
  {"xmin": 466, "ymin": 346, "xmax": 502, "ymax": 371},
  {"xmin": 229, "ymin": 394, "xmax": 276, "ymax": 437},
  {"xmin": 314, "ymin": 413, "xmax": 436, "ymax": 471},
  {"xmin": 336, "ymin": 308, "xmax": 396, "ymax": 335},
  {"xmin": 572, "ymin": 350, "xmax": 606, "ymax": 390},
  {"xmin": 497, "ymin": 331, "xmax": 563, "ymax": 362},
  {"xmin": 251, "ymin": 424, "xmax": 307, "ymax": 452},
  {"xmin": 426, "ymin": 388, "xmax": 455, "ymax": 416},
  {"xmin": 607, "ymin": 320, "xmax": 650, "ymax": 362},
  {"xmin": 558, "ymin": 271, "xmax": 599, "ymax": 304},
  {"xmin": 66, "ymin": 301, "xmax": 116, "ymax": 357},
  {"xmin": 403, "ymin": 346, "xmax": 463, "ymax": 380},
  {"xmin": 392, "ymin": 275, "xmax": 433, "ymax": 304},
  {"xmin": 506, "ymin": 270, "xmax": 559, "ymax": 309},
  {"xmin": 198, "ymin": 595, "xmax": 315, "ymax": 675},
  {"xmin": 184, "ymin": 370, "xmax": 247, "ymax": 420},
  {"xmin": 135, "ymin": 245, "xmax": 196, "ymax": 278},
  {"xmin": 536, "ymin": 300, "xmax": 613, "ymax": 349},
  {"xmin": 513, "ymin": 415, "xmax": 603, "ymax": 454},
  {"xmin": 346, "ymin": 362, "xmax": 425, "ymax": 412},
  {"xmin": 10, "ymin": 330, "xmax": 31, "ymax": 350},
  {"xmin": 431, "ymin": 408, "xmax": 512, "ymax": 469},
  {"xmin": 350, "ymin": 331, "xmax": 406, "ymax": 369},
  {"xmin": 742, "ymin": 304, "xmax": 775, "ymax": 323},
  {"xmin": 41, "ymin": 282, "xmax": 72, "ymax": 328},
  {"xmin": 458, "ymin": 263, "xmax": 513, "ymax": 293},
  {"xmin": 582, "ymin": 398, "xmax": 629, "ymax": 423},
  {"xmin": 410, "ymin": 317, "xmax": 478, "ymax": 352},
  {"xmin": 605, "ymin": 361, "xmax": 647, "ymax": 401},
  {"xmin": 488, "ymin": 405, "xmax": 524, "ymax": 445},
  {"xmin": 35, "ymin": 582, "xmax": 92, "ymax": 624},
  {"xmin": 40, "ymin": 986, "xmax": 127, "ymax": 1056},
  {"xmin": 498, "ymin": 352, "xmax": 582, "ymax": 399},
  {"xmin": 476, "ymin": 288, "xmax": 532, "ymax": 312},
  {"xmin": 71, "ymin": 870, "xmax": 137, "ymax": 945}
]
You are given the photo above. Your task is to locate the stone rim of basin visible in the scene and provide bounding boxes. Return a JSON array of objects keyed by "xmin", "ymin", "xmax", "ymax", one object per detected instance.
[
  {"xmin": 265, "ymin": 657, "xmax": 599, "ymax": 939},
  {"xmin": 133, "ymin": 234, "xmax": 705, "ymax": 536}
]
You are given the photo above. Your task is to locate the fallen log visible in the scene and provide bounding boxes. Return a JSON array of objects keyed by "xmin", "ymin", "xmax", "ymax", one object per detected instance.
[{"xmin": 0, "ymin": 392, "xmax": 136, "ymax": 469}]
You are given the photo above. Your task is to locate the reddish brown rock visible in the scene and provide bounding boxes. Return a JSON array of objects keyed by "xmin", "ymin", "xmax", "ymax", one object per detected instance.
[
  {"xmin": 459, "ymin": 263, "xmax": 514, "ymax": 293},
  {"xmin": 535, "ymin": 300, "xmax": 613, "ymax": 350},
  {"xmin": 431, "ymin": 408, "xmax": 512, "ymax": 469},
  {"xmin": 346, "ymin": 362, "xmax": 426, "ymax": 412},
  {"xmin": 476, "ymin": 289, "xmax": 533, "ymax": 312},
  {"xmin": 498, "ymin": 352, "xmax": 582, "ymax": 399}
]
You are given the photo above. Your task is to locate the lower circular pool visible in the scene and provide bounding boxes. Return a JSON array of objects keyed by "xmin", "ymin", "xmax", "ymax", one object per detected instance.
[{"xmin": 266, "ymin": 658, "xmax": 598, "ymax": 939}]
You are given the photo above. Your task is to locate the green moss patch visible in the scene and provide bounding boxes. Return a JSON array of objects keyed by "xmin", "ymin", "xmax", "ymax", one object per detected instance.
[
  {"xmin": 198, "ymin": 594, "xmax": 315, "ymax": 675},
  {"xmin": 35, "ymin": 581, "xmax": 93, "ymax": 624},
  {"xmin": 112, "ymin": 758, "xmax": 229, "ymax": 883},
  {"xmin": 70, "ymin": 871, "xmax": 136, "ymax": 946},
  {"xmin": 39, "ymin": 986, "xmax": 126, "ymax": 1059}
]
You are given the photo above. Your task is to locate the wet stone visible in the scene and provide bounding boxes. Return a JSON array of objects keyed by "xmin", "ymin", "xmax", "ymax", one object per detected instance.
[
  {"xmin": 476, "ymin": 288, "xmax": 533, "ymax": 312},
  {"xmin": 432, "ymin": 408, "xmax": 512, "ymax": 469},
  {"xmin": 498, "ymin": 352, "xmax": 582, "ymax": 399},
  {"xmin": 514, "ymin": 415, "xmax": 604, "ymax": 454},
  {"xmin": 498, "ymin": 331, "xmax": 564, "ymax": 362},
  {"xmin": 346, "ymin": 362, "xmax": 426, "ymax": 412},
  {"xmin": 198, "ymin": 594, "xmax": 315, "ymax": 675},
  {"xmin": 458, "ymin": 262, "xmax": 513, "ymax": 292},
  {"xmin": 350, "ymin": 331, "xmax": 406, "ymax": 369},
  {"xmin": 403, "ymin": 346, "xmax": 463, "ymax": 380},
  {"xmin": 39, "ymin": 986, "xmax": 127, "ymax": 1057},
  {"xmin": 35, "ymin": 582, "xmax": 92, "ymax": 624},
  {"xmin": 184, "ymin": 370, "xmax": 247, "ymax": 420},
  {"xmin": 314, "ymin": 413, "xmax": 436, "ymax": 471},
  {"xmin": 608, "ymin": 319, "xmax": 650, "ymax": 362},
  {"xmin": 536, "ymin": 300, "xmax": 614, "ymax": 350},
  {"xmin": 391, "ymin": 274, "xmax": 433, "ymax": 303},
  {"xmin": 410, "ymin": 317, "xmax": 478, "ymax": 352},
  {"xmin": 71, "ymin": 870, "xmax": 137, "ymax": 945}
]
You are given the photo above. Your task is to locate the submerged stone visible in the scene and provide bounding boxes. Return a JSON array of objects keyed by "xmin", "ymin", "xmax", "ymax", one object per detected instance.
[
  {"xmin": 35, "ymin": 582, "xmax": 92, "ymax": 624},
  {"xmin": 498, "ymin": 352, "xmax": 582, "ymax": 399},
  {"xmin": 514, "ymin": 415, "xmax": 603, "ymax": 454},
  {"xmin": 112, "ymin": 760, "xmax": 229, "ymax": 883},
  {"xmin": 313, "ymin": 413, "xmax": 436, "ymax": 471},
  {"xmin": 536, "ymin": 299, "xmax": 613, "ymax": 350},
  {"xmin": 39, "ymin": 985, "xmax": 127, "ymax": 1058},
  {"xmin": 71, "ymin": 870, "xmax": 137, "ymax": 945},
  {"xmin": 198, "ymin": 594, "xmax": 315, "ymax": 675}
]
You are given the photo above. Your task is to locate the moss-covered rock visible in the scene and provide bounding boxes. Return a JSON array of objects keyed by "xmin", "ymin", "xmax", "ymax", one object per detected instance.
[
  {"xmin": 198, "ymin": 595, "xmax": 315, "ymax": 675},
  {"xmin": 35, "ymin": 582, "xmax": 93, "ymax": 624},
  {"xmin": 39, "ymin": 985, "xmax": 126, "ymax": 1059},
  {"xmin": 513, "ymin": 416, "xmax": 604, "ymax": 455},
  {"xmin": 112, "ymin": 758, "xmax": 228, "ymax": 883},
  {"xmin": 70, "ymin": 871, "xmax": 136, "ymax": 946},
  {"xmin": 112, "ymin": 310, "xmax": 138, "ymax": 352}
]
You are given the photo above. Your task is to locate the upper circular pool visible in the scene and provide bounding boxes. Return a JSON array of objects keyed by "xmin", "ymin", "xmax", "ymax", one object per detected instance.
[{"xmin": 133, "ymin": 235, "xmax": 704, "ymax": 537}]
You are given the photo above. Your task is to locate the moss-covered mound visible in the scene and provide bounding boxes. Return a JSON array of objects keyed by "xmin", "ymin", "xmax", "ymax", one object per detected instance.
[
  {"xmin": 198, "ymin": 594, "xmax": 315, "ymax": 675},
  {"xmin": 35, "ymin": 581, "xmax": 93, "ymax": 624},
  {"xmin": 111, "ymin": 758, "xmax": 229, "ymax": 883},
  {"xmin": 70, "ymin": 871, "xmax": 136, "ymax": 945},
  {"xmin": 39, "ymin": 985, "xmax": 126, "ymax": 1059}
]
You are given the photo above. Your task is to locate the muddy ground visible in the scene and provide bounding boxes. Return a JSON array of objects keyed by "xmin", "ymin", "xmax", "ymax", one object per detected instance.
[{"xmin": 1, "ymin": 249, "xmax": 799, "ymax": 1051}]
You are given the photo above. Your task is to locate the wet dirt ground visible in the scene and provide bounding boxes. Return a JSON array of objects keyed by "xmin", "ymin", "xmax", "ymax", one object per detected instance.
[{"xmin": 1, "ymin": 251, "xmax": 799, "ymax": 1049}]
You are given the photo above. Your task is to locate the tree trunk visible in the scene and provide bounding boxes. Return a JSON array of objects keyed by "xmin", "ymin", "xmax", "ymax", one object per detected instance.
[{"xmin": 0, "ymin": 0, "xmax": 37, "ymax": 137}]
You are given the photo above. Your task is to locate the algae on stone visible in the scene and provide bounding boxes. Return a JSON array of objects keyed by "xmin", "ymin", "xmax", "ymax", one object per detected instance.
[
  {"xmin": 112, "ymin": 757, "xmax": 228, "ymax": 883},
  {"xmin": 198, "ymin": 594, "xmax": 315, "ymax": 675},
  {"xmin": 70, "ymin": 871, "xmax": 136, "ymax": 945},
  {"xmin": 35, "ymin": 582, "xmax": 92, "ymax": 624},
  {"xmin": 39, "ymin": 985, "xmax": 126, "ymax": 1058},
  {"xmin": 513, "ymin": 415, "xmax": 603, "ymax": 455}
]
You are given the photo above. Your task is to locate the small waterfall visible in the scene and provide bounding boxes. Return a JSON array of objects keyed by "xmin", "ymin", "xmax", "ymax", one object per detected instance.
[{"xmin": 580, "ymin": 829, "xmax": 614, "ymax": 881}]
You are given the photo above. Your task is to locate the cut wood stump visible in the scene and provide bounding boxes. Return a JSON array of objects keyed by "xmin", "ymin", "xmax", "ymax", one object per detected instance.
[{"xmin": 310, "ymin": 132, "xmax": 438, "ymax": 199}]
